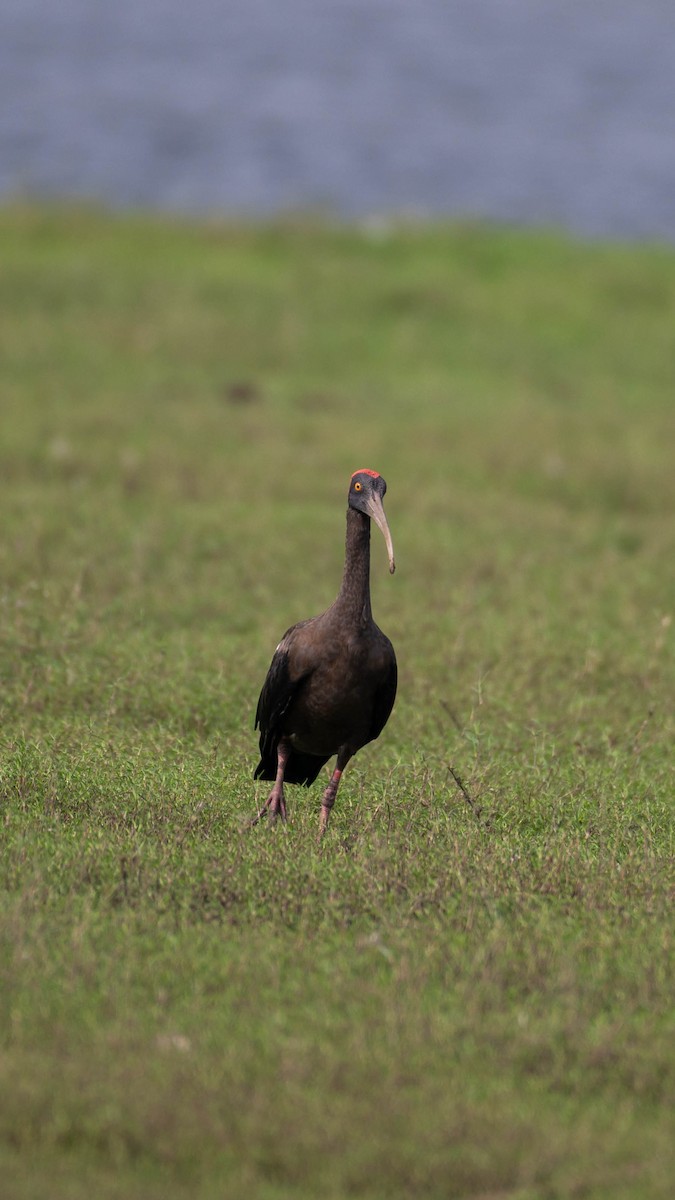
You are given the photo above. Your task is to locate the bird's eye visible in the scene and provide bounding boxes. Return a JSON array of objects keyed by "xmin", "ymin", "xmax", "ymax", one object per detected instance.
[{"xmin": 354, "ymin": 481, "xmax": 362, "ymax": 491}]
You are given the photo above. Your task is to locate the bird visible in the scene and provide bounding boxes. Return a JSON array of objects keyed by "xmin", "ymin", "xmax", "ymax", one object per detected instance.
[{"xmin": 251, "ymin": 469, "xmax": 397, "ymax": 835}]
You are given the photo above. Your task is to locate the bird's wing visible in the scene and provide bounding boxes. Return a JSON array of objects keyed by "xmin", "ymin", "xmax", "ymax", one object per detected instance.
[
  {"xmin": 367, "ymin": 640, "xmax": 398, "ymax": 744},
  {"xmin": 254, "ymin": 621, "xmax": 314, "ymax": 763}
]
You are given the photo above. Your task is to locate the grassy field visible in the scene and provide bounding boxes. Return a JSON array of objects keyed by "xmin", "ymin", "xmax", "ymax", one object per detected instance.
[{"xmin": 0, "ymin": 205, "xmax": 673, "ymax": 1199}]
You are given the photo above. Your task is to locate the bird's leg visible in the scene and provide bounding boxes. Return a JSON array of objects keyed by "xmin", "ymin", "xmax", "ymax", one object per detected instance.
[
  {"xmin": 318, "ymin": 748, "xmax": 352, "ymax": 837},
  {"xmin": 318, "ymin": 770, "xmax": 341, "ymax": 835},
  {"xmin": 250, "ymin": 740, "xmax": 291, "ymax": 826}
]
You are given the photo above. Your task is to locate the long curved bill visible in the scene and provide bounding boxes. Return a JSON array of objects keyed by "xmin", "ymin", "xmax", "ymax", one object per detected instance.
[{"xmin": 366, "ymin": 493, "xmax": 396, "ymax": 574}]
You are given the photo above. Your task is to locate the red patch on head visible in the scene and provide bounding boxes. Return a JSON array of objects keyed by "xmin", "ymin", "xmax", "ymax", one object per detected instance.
[{"xmin": 351, "ymin": 468, "xmax": 380, "ymax": 479}]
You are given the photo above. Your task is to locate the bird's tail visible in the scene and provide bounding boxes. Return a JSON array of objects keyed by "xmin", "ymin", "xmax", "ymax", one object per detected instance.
[{"xmin": 254, "ymin": 749, "xmax": 330, "ymax": 787}]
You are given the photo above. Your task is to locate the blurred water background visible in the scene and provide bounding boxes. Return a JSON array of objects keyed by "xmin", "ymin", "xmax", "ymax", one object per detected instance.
[{"xmin": 2, "ymin": 0, "xmax": 675, "ymax": 239}]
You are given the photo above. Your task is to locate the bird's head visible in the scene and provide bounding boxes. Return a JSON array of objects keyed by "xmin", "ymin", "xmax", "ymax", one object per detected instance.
[{"xmin": 348, "ymin": 469, "xmax": 395, "ymax": 574}]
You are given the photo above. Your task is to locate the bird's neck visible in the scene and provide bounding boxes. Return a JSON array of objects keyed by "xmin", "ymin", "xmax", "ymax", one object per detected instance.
[{"xmin": 335, "ymin": 507, "xmax": 372, "ymax": 627}]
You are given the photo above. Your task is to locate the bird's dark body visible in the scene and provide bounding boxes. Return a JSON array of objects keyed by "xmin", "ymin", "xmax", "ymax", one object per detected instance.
[
  {"xmin": 254, "ymin": 612, "xmax": 397, "ymax": 784},
  {"xmin": 251, "ymin": 469, "xmax": 397, "ymax": 832}
]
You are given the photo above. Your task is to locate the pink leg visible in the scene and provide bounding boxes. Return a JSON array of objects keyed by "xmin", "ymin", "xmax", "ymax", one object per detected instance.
[
  {"xmin": 319, "ymin": 749, "xmax": 352, "ymax": 836},
  {"xmin": 250, "ymin": 741, "xmax": 291, "ymax": 826}
]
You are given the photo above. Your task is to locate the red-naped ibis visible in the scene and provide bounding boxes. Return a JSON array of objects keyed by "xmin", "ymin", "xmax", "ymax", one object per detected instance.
[{"xmin": 251, "ymin": 469, "xmax": 397, "ymax": 834}]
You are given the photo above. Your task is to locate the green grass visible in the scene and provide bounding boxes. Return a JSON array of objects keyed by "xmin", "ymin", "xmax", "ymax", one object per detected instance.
[{"xmin": 0, "ymin": 204, "xmax": 673, "ymax": 1199}]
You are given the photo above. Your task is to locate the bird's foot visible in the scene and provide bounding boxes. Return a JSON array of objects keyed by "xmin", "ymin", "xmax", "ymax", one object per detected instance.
[
  {"xmin": 269, "ymin": 791, "xmax": 288, "ymax": 824},
  {"xmin": 248, "ymin": 787, "xmax": 287, "ymax": 828},
  {"xmin": 318, "ymin": 775, "xmax": 340, "ymax": 837}
]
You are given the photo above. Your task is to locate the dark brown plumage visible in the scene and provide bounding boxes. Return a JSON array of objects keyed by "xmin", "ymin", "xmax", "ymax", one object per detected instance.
[{"xmin": 251, "ymin": 469, "xmax": 397, "ymax": 834}]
